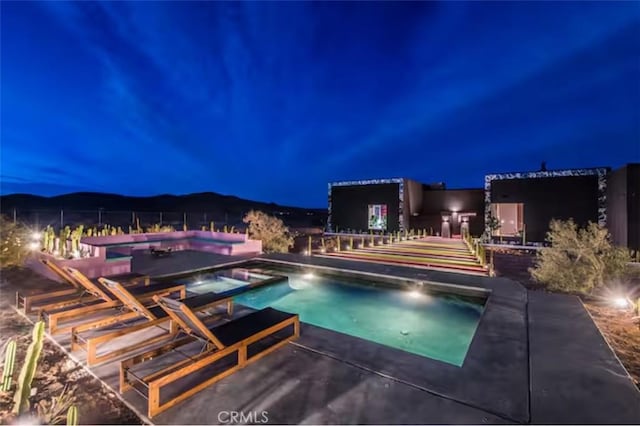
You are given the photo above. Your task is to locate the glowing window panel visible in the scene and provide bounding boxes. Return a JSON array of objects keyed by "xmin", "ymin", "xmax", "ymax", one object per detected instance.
[{"xmin": 368, "ymin": 204, "xmax": 388, "ymax": 230}]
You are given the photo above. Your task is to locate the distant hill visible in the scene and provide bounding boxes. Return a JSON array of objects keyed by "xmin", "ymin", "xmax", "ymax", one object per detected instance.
[{"xmin": 0, "ymin": 192, "xmax": 327, "ymax": 228}]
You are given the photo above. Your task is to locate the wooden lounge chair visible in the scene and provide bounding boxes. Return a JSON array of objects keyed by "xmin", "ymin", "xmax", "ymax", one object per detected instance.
[
  {"xmin": 71, "ymin": 278, "xmax": 234, "ymax": 366},
  {"xmin": 42, "ymin": 267, "xmax": 186, "ymax": 335},
  {"xmin": 120, "ymin": 296, "xmax": 299, "ymax": 417},
  {"xmin": 16, "ymin": 259, "xmax": 149, "ymax": 314}
]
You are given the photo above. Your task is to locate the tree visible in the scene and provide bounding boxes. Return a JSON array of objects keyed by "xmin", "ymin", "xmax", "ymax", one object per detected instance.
[
  {"xmin": 0, "ymin": 215, "xmax": 32, "ymax": 268},
  {"xmin": 529, "ymin": 219, "xmax": 631, "ymax": 294},
  {"xmin": 243, "ymin": 210, "xmax": 294, "ymax": 254}
]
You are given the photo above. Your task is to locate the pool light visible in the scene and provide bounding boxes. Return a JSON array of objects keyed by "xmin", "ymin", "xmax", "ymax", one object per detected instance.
[
  {"xmin": 408, "ymin": 290, "xmax": 421, "ymax": 299},
  {"xmin": 303, "ymin": 272, "xmax": 315, "ymax": 280}
]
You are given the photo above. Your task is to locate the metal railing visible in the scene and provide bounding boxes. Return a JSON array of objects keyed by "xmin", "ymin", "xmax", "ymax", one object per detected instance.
[{"xmin": 2, "ymin": 208, "xmax": 324, "ymax": 232}]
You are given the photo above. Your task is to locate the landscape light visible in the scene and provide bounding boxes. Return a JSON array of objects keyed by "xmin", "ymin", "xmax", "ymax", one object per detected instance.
[
  {"xmin": 28, "ymin": 242, "xmax": 39, "ymax": 250},
  {"xmin": 31, "ymin": 232, "xmax": 42, "ymax": 240},
  {"xmin": 613, "ymin": 297, "xmax": 629, "ymax": 309},
  {"xmin": 319, "ymin": 248, "xmax": 326, "ymax": 253}
]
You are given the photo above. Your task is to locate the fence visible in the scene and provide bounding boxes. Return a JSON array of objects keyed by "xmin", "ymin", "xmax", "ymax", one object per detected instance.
[{"xmin": 3, "ymin": 208, "xmax": 325, "ymax": 232}]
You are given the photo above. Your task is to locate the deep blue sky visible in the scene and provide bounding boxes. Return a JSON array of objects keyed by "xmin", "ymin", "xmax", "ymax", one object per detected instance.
[{"xmin": 2, "ymin": 2, "xmax": 639, "ymax": 207}]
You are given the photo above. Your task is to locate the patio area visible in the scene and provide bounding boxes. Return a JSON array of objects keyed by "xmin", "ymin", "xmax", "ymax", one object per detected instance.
[{"xmin": 5, "ymin": 252, "xmax": 640, "ymax": 424}]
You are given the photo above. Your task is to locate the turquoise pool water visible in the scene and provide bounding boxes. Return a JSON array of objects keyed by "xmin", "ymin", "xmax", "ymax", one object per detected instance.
[
  {"xmin": 234, "ymin": 267, "xmax": 486, "ymax": 366},
  {"xmin": 177, "ymin": 268, "xmax": 279, "ymax": 294}
]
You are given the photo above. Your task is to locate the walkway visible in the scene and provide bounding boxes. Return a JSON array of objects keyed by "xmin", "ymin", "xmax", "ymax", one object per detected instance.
[{"xmin": 319, "ymin": 236, "xmax": 487, "ymax": 275}]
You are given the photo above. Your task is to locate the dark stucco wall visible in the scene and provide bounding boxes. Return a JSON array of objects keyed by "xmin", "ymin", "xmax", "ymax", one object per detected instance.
[
  {"xmin": 627, "ymin": 164, "xmax": 640, "ymax": 251},
  {"xmin": 330, "ymin": 183, "xmax": 401, "ymax": 232},
  {"xmin": 607, "ymin": 167, "xmax": 629, "ymax": 248},
  {"xmin": 608, "ymin": 164, "xmax": 640, "ymax": 251},
  {"xmin": 491, "ymin": 175, "xmax": 599, "ymax": 242}
]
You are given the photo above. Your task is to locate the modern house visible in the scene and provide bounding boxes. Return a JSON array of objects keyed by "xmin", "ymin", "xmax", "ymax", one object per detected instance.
[{"xmin": 328, "ymin": 163, "xmax": 639, "ymax": 250}]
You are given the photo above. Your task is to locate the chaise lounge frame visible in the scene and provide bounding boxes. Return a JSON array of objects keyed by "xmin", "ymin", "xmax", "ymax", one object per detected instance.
[
  {"xmin": 120, "ymin": 296, "xmax": 299, "ymax": 418},
  {"xmin": 16, "ymin": 259, "xmax": 149, "ymax": 314},
  {"xmin": 71, "ymin": 278, "xmax": 233, "ymax": 366},
  {"xmin": 43, "ymin": 267, "xmax": 185, "ymax": 335}
]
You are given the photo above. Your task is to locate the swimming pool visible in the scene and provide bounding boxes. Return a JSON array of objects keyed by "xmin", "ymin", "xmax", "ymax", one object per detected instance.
[
  {"xmin": 175, "ymin": 268, "xmax": 287, "ymax": 295},
  {"xmin": 233, "ymin": 264, "xmax": 487, "ymax": 366}
]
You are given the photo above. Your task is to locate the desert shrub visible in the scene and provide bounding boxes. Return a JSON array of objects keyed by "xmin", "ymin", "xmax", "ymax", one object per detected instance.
[
  {"xmin": 0, "ymin": 215, "xmax": 32, "ymax": 268},
  {"xmin": 529, "ymin": 219, "xmax": 631, "ymax": 294},
  {"xmin": 243, "ymin": 210, "xmax": 294, "ymax": 253}
]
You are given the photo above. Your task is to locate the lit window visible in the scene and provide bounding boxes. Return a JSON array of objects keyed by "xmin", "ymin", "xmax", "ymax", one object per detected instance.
[{"xmin": 491, "ymin": 203, "xmax": 524, "ymax": 236}]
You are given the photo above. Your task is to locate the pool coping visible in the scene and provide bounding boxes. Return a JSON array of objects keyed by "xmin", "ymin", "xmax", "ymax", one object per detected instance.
[{"xmin": 255, "ymin": 257, "xmax": 492, "ymax": 299}]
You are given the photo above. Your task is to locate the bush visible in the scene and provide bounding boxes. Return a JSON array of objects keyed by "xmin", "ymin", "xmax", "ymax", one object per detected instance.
[
  {"xmin": 529, "ymin": 219, "xmax": 631, "ymax": 294},
  {"xmin": 243, "ymin": 210, "xmax": 294, "ymax": 254},
  {"xmin": 0, "ymin": 215, "xmax": 32, "ymax": 268}
]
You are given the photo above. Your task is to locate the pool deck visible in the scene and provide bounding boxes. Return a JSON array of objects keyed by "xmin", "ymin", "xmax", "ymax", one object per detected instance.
[{"xmin": 13, "ymin": 252, "xmax": 640, "ymax": 424}]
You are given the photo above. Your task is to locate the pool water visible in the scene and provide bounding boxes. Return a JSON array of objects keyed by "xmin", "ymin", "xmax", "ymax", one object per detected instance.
[
  {"xmin": 178, "ymin": 268, "xmax": 278, "ymax": 294},
  {"xmin": 234, "ymin": 268, "xmax": 486, "ymax": 366}
]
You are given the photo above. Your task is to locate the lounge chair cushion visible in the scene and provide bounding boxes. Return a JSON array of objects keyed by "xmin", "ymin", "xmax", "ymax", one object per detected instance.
[{"xmin": 210, "ymin": 308, "xmax": 296, "ymax": 347}]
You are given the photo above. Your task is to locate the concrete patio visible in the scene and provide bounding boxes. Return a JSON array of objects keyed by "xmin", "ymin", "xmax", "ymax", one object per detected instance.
[{"xmin": 12, "ymin": 252, "xmax": 640, "ymax": 424}]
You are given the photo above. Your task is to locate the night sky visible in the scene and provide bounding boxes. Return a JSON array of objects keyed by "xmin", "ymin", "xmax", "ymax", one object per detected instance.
[{"xmin": 2, "ymin": 2, "xmax": 639, "ymax": 207}]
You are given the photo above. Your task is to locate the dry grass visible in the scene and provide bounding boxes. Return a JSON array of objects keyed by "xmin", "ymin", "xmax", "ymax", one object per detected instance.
[{"xmin": 583, "ymin": 302, "xmax": 640, "ymax": 389}]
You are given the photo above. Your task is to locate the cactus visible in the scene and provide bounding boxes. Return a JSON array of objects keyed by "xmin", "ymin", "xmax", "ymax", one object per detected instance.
[
  {"xmin": 42, "ymin": 230, "xmax": 48, "ymax": 253},
  {"xmin": 223, "ymin": 225, "xmax": 228, "ymax": 233},
  {"xmin": 337, "ymin": 236, "xmax": 341, "ymax": 252},
  {"xmin": 13, "ymin": 321, "xmax": 45, "ymax": 414},
  {"xmin": 58, "ymin": 229, "xmax": 66, "ymax": 257},
  {"xmin": 308, "ymin": 236, "xmax": 312, "ymax": 254},
  {"xmin": 349, "ymin": 237, "xmax": 353, "ymax": 250},
  {"xmin": 245, "ymin": 227, "xmax": 249, "ymax": 236},
  {"xmin": 201, "ymin": 225, "xmax": 206, "ymax": 231},
  {"xmin": 1, "ymin": 339, "xmax": 17, "ymax": 391},
  {"xmin": 210, "ymin": 221, "xmax": 215, "ymax": 232},
  {"xmin": 48, "ymin": 227, "xmax": 55, "ymax": 253},
  {"xmin": 66, "ymin": 405, "xmax": 78, "ymax": 425},
  {"xmin": 230, "ymin": 226, "xmax": 235, "ymax": 233},
  {"xmin": 183, "ymin": 223, "xmax": 187, "ymax": 232}
]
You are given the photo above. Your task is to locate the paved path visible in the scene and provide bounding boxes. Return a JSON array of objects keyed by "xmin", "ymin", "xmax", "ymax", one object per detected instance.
[
  {"xmin": 320, "ymin": 237, "xmax": 487, "ymax": 275},
  {"xmin": 528, "ymin": 291, "xmax": 640, "ymax": 424}
]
